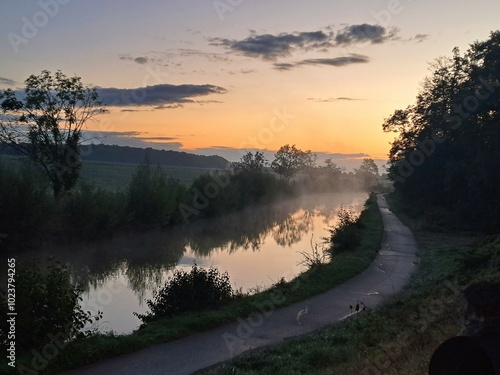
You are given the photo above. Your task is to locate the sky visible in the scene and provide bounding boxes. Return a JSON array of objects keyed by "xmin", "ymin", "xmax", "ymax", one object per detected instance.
[{"xmin": 1, "ymin": 0, "xmax": 499, "ymax": 169}]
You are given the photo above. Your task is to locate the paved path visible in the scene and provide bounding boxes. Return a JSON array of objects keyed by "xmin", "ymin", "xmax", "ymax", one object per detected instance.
[{"xmin": 63, "ymin": 194, "xmax": 419, "ymax": 375}]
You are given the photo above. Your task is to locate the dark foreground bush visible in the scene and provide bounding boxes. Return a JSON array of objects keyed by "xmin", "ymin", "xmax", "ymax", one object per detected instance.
[
  {"xmin": 328, "ymin": 205, "xmax": 362, "ymax": 254},
  {"xmin": 0, "ymin": 261, "xmax": 100, "ymax": 355},
  {"xmin": 135, "ymin": 264, "xmax": 234, "ymax": 323}
]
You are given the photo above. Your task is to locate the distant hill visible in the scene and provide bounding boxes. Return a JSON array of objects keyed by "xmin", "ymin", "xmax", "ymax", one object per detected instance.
[{"xmin": 0, "ymin": 143, "xmax": 230, "ymax": 169}]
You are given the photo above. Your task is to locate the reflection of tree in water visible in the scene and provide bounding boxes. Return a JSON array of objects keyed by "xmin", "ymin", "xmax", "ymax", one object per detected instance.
[
  {"xmin": 272, "ymin": 209, "xmax": 315, "ymax": 247},
  {"xmin": 10, "ymin": 192, "xmax": 368, "ymax": 305},
  {"xmin": 14, "ymin": 229, "xmax": 186, "ymax": 300}
]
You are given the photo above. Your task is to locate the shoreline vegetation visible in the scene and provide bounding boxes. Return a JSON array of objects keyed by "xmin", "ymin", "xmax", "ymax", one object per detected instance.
[
  {"xmin": 0, "ymin": 194, "xmax": 383, "ymax": 374},
  {"xmin": 205, "ymin": 196, "xmax": 500, "ymax": 375},
  {"xmin": 0, "ymin": 149, "xmax": 382, "ymax": 251}
]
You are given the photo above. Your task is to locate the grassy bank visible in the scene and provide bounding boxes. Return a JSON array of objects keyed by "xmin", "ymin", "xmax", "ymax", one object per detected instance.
[
  {"xmin": 3, "ymin": 195, "xmax": 383, "ymax": 374},
  {"xmin": 206, "ymin": 195, "xmax": 500, "ymax": 375}
]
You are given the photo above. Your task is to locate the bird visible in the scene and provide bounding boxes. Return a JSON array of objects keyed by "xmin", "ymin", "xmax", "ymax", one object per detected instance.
[{"xmin": 296, "ymin": 304, "xmax": 309, "ymax": 325}]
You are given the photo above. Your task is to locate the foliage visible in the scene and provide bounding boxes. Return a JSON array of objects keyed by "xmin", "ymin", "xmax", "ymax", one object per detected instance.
[
  {"xmin": 0, "ymin": 261, "xmax": 100, "ymax": 355},
  {"xmin": 354, "ymin": 158, "xmax": 379, "ymax": 190},
  {"xmin": 135, "ymin": 264, "xmax": 234, "ymax": 323},
  {"xmin": 0, "ymin": 160, "xmax": 53, "ymax": 249},
  {"xmin": 328, "ymin": 205, "xmax": 361, "ymax": 254},
  {"xmin": 271, "ymin": 144, "xmax": 316, "ymax": 180},
  {"xmin": 297, "ymin": 237, "xmax": 331, "ymax": 268},
  {"xmin": 233, "ymin": 151, "xmax": 268, "ymax": 172},
  {"xmin": 0, "ymin": 70, "xmax": 105, "ymax": 197},
  {"xmin": 127, "ymin": 158, "xmax": 186, "ymax": 227},
  {"xmin": 62, "ymin": 182, "xmax": 127, "ymax": 239},
  {"xmin": 383, "ymin": 31, "xmax": 500, "ymax": 232},
  {"xmin": 186, "ymin": 168, "xmax": 291, "ymax": 218}
]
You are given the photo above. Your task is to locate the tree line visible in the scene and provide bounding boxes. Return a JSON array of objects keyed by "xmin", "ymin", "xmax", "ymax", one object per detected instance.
[
  {"xmin": 383, "ymin": 31, "xmax": 500, "ymax": 232},
  {"xmin": 0, "ymin": 70, "xmax": 380, "ymax": 249}
]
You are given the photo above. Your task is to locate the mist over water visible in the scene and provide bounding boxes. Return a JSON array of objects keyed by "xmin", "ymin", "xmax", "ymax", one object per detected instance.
[{"xmin": 14, "ymin": 191, "xmax": 368, "ymax": 334}]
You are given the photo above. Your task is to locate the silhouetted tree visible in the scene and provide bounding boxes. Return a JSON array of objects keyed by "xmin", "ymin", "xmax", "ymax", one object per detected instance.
[
  {"xmin": 0, "ymin": 70, "xmax": 104, "ymax": 197},
  {"xmin": 383, "ymin": 31, "xmax": 500, "ymax": 231},
  {"xmin": 355, "ymin": 158, "xmax": 379, "ymax": 190},
  {"xmin": 271, "ymin": 144, "xmax": 315, "ymax": 181},
  {"xmin": 234, "ymin": 151, "xmax": 268, "ymax": 172}
]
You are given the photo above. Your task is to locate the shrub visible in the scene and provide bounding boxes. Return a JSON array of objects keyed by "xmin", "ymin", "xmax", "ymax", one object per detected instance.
[
  {"xmin": 62, "ymin": 182, "xmax": 127, "ymax": 239},
  {"xmin": 127, "ymin": 159, "xmax": 186, "ymax": 227},
  {"xmin": 0, "ymin": 261, "xmax": 100, "ymax": 355},
  {"xmin": 328, "ymin": 205, "xmax": 361, "ymax": 254},
  {"xmin": 0, "ymin": 160, "xmax": 53, "ymax": 248},
  {"xmin": 135, "ymin": 264, "xmax": 234, "ymax": 323}
]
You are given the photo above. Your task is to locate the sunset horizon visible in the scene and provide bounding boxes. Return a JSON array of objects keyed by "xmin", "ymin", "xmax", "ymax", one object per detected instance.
[{"xmin": 2, "ymin": 1, "xmax": 499, "ymax": 169}]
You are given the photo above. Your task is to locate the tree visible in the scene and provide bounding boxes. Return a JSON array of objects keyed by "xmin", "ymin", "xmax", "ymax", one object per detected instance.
[
  {"xmin": 234, "ymin": 151, "xmax": 268, "ymax": 172},
  {"xmin": 0, "ymin": 70, "xmax": 105, "ymax": 197},
  {"xmin": 355, "ymin": 158, "xmax": 379, "ymax": 190},
  {"xmin": 271, "ymin": 144, "xmax": 315, "ymax": 181},
  {"xmin": 382, "ymin": 31, "xmax": 500, "ymax": 231}
]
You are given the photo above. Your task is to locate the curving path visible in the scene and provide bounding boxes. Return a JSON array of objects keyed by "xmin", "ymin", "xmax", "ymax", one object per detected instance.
[{"xmin": 62, "ymin": 194, "xmax": 419, "ymax": 375}]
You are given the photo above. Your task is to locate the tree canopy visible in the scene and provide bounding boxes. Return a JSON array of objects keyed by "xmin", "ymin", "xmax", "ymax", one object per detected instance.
[
  {"xmin": 383, "ymin": 31, "xmax": 500, "ymax": 231},
  {"xmin": 0, "ymin": 70, "xmax": 104, "ymax": 197},
  {"xmin": 271, "ymin": 144, "xmax": 316, "ymax": 180}
]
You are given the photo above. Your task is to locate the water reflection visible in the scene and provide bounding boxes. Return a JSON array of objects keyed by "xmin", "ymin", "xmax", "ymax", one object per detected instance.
[{"xmin": 11, "ymin": 191, "xmax": 367, "ymax": 333}]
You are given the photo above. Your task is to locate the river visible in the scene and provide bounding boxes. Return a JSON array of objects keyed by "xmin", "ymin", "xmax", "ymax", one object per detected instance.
[{"xmin": 17, "ymin": 191, "xmax": 368, "ymax": 334}]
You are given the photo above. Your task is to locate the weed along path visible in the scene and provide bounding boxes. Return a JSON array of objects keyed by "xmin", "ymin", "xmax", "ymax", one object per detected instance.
[{"xmin": 63, "ymin": 195, "xmax": 419, "ymax": 375}]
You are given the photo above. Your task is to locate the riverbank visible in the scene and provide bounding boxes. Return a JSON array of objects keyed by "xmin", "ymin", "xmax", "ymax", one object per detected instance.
[
  {"xmin": 4, "ymin": 194, "xmax": 382, "ymax": 374},
  {"xmin": 206, "ymin": 195, "xmax": 500, "ymax": 374}
]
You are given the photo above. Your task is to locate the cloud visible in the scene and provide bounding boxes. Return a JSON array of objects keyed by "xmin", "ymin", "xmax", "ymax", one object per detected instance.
[
  {"xmin": 134, "ymin": 56, "xmax": 149, "ymax": 64},
  {"xmin": 96, "ymin": 83, "xmax": 227, "ymax": 108},
  {"xmin": 273, "ymin": 54, "xmax": 369, "ymax": 71},
  {"xmin": 334, "ymin": 24, "xmax": 399, "ymax": 45},
  {"xmin": 0, "ymin": 77, "xmax": 16, "ymax": 86},
  {"xmin": 209, "ymin": 30, "xmax": 332, "ymax": 60},
  {"xmin": 412, "ymin": 33, "xmax": 429, "ymax": 43},
  {"xmin": 307, "ymin": 97, "xmax": 364, "ymax": 102},
  {"xmin": 210, "ymin": 24, "xmax": 404, "ymax": 62}
]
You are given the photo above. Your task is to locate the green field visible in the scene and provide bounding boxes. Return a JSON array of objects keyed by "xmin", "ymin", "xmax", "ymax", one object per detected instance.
[{"xmin": 0, "ymin": 155, "xmax": 218, "ymax": 190}]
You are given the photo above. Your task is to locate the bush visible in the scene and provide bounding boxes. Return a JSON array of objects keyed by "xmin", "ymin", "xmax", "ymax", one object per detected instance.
[
  {"xmin": 135, "ymin": 264, "xmax": 234, "ymax": 323},
  {"xmin": 127, "ymin": 159, "xmax": 186, "ymax": 227},
  {"xmin": 0, "ymin": 261, "xmax": 100, "ymax": 355},
  {"xmin": 0, "ymin": 160, "xmax": 53, "ymax": 249},
  {"xmin": 62, "ymin": 182, "xmax": 127, "ymax": 239},
  {"xmin": 328, "ymin": 205, "xmax": 361, "ymax": 254}
]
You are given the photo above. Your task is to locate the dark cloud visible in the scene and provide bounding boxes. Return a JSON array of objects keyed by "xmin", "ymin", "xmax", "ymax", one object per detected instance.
[
  {"xmin": 273, "ymin": 54, "xmax": 369, "ymax": 71},
  {"xmin": 300, "ymin": 55, "xmax": 369, "ymax": 66},
  {"xmin": 0, "ymin": 77, "xmax": 16, "ymax": 86},
  {"xmin": 334, "ymin": 24, "xmax": 398, "ymax": 45},
  {"xmin": 134, "ymin": 56, "xmax": 149, "ymax": 64},
  {"xmin": 96, "ymin": 84, "xmax": 227, "ymax": 108},
  {"xmin": 210, "ymin": 24, "xmax": 404, "ymax": 62},
  {"xmin": 412, "ymin": 33, "xmax": 429, "ymax": 43},
  {"xmin": 209, "ymin": 30, "xmax": 332, "ymax": 60}
]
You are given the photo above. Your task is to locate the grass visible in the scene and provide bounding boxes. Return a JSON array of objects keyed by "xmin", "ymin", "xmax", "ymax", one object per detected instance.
[
  {"xmin": 2, "ymin": 194, "xmax": 383, "ymax": 374},
  {"xmin": 204, "ymin": 194, "xmax": 500, "ymax": 375}
]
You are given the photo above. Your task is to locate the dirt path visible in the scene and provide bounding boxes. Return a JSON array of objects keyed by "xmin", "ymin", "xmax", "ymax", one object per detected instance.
[{"xmin": 62, "ymin": 194, "xmax": 419, "ymax": 375}]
